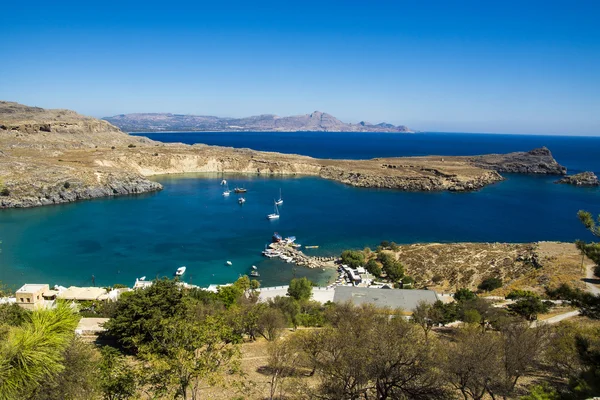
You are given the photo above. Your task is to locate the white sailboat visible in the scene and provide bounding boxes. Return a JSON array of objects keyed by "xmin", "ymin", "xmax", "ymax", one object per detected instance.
[
  {"xmin": 222, "ymin": 182, "xmax": 231, "ymax": 196},
  {"xmin": 275, "ymin": 188, "xmax": 283, "ymax": 205},
  {"xmin": 267, "ymin": 201, "xmax": 280, "ymax": 220},
  {"xmin": 220, "ymin": 179, "xmax": 227, "ymax": 186}
]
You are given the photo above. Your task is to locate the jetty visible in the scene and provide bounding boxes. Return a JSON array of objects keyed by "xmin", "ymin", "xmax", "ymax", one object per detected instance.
[{"xmin": 264, "ymin": 238, "xmax": 337, "ymax": 269}]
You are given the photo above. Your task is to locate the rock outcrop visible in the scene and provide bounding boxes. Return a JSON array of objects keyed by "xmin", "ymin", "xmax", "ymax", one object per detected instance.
[
  {"xmin": 468, "ymin": 147, "xmax": 567, "ymax": 175},
  {"xmin": 555, "ymin": 171, "xmax": 599, "ymax": 187},
  {"xmin": 0, "ymin": 101, "xmax": 568, "ymax": 209}
]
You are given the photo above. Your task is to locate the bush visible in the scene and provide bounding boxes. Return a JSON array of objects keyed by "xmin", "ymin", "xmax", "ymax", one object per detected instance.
[
  {"xmin": 478, "ymin": 277, "xmax": 503, "ymax": 292},
  {"xmin": 506, "ymin": 289, "xmax": 538, "ymax": 300},
  {"xmin": 390, "ymin": 242, "xmax": 400, "ymax": 251},
  {"xmin": 507, "ymin": 297, "xmax": 550, "ymax": 321},
  {"xmin": 127, "ymin": 144, "xmax": 136, "ymax": 148},
  {"xmin": 454, "ymin": 288, "xmax": 477, "ymax": 302},
  {"xmin": 0, "ymin": 187, "xmax": 9, "ymax": 196},
  {"xmin": 63, "ymin": 181, "xmax": 70, "ymax": 189},
  {"xmin": 431, "ymin": 274, "xmax": 444, "ymax": 284}
]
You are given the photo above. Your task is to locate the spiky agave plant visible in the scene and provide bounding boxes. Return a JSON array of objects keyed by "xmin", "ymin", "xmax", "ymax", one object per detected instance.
[{"xmin": 0, "ymin": 302, "xmax": 80, "ymax": 400}]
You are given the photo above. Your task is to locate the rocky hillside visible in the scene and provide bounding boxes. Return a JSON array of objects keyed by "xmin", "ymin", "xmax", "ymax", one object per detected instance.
[
  {"xmin": 389, "ymin": 241, "xmax": 586, "ymax": 294},
  {"xmin": 103, "ymin": 110, "xmax": 413, "ymax": 133},
  {"xmin": 0, "ymin": 101, "xmax": 567, "ymax": 208}
]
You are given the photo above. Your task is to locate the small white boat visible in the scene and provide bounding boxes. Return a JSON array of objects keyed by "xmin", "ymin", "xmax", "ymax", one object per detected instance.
[
  {"xmin": 275, "ymin": 188, "xmax": 283, "ymax": 205},
  {"xmin": 252, "ymin": 265, "xmax": 257, "ymax": 270},
  {"xmin": 250, "ymin": 270, "xmax": 260, "ymax": 277},
  {"xmin": 238, "ymin": 197, "xmax": 246, "ymax": 204},
  {"xmin": 267, "ymin": 201, "xmax": 280, "ymax": 220},
  {"xmin": 175, "ymin": 266, "xmax": 186, "ymax": 276},
  {"xmin": 223, "ymin": 182, "xmax": 231, "ymax": 196},
  {"xmin": 220, "ymin": 179, "xmax": 227, "ymax": 186},
  {"xmin": 226, "ymin": 261, "xmax": 232, "ymax": 266},
  {"xmin": 139, "ymin": 276, "xmax": 147, "ymax": 281}
]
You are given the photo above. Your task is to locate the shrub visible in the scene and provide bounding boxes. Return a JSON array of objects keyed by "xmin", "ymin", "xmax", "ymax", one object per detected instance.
[
  {"xmin": 389, "ymin": 242, "xmax": 400, "ymax": 251},
  {"xmin": 506, "ymin": 289, "xmax": 538, "ymax": 300},
  {"xmin": 431, "ymin": 274, "xmax": 444, "ymax": 284},
  {"xmin": 0, "ymin": 187, "xmax": 9, "ymax": 196},
  {"xmin": 127, "ymin": 144, "xmax": 136, "ymax": 148},
  {"xmin": 478, "ymin": 277, "xmax": 503, "ymax": 292},
  {"xmin": 63, "ymin": 181, "xmax": 70, "ymax": 189}
]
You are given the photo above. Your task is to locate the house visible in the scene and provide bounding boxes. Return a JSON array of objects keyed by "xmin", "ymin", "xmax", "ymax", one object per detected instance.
[
  {"xmin": 56, "ymin": 286, "xmax": 107, "ymax": 301},
  {"xmin": 15, "ymin": 284, "xmax": 53, "ymax": 310}
]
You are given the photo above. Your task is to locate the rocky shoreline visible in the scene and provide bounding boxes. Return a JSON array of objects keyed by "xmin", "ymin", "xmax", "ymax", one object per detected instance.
[
  {"xmin": 0, "ymin": 101, "xmax": 569, "ymax": 209},
  {"xmin": 555, "ymin": 171, "xmax": 599, "ymax": 187}
]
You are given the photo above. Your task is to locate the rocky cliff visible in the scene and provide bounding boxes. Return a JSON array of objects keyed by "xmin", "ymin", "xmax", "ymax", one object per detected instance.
[
  {"xmin": 0, "ymin": 101, "xmax": 567, "ymax": 209},
  {"xmin": 468, "ymin": 147, "xmax": 567, "ymax": 175},
  {"xmin": 103, "ymin": 110, "xmax": 413, "ymax": 133}
]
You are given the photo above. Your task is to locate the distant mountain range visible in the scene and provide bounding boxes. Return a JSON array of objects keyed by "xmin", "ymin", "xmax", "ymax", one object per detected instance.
[{"xmin": 102, "ymin": 111, "xmax": 413, "ymax": 133}]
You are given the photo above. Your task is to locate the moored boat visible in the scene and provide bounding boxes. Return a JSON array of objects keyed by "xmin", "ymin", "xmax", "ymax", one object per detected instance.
[
  {"xmin": 238, "ymin": 197, "xmax": 246, "ymax": 204},
  {"xmin": 275, "ymin": 188, "xmax": 283, "ymax": 205},
  {"xmin": 234, "ymin": 187, "xmax": 247, "ymax": 193},
  {"xmin": 175, "ymin": 266, "xmax": 186, "ymax": 276},
  {"xmin": 267, "ymin": 202, "xmax": 280, "ymax": 220}
]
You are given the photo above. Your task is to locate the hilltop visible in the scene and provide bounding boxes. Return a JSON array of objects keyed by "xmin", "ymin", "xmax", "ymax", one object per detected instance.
[
  {"xmin": 1, "ymin": 101, "xmax": 565, "ymax": 208},
  {"xmin": 103, "ymin": 110, "xmax": 414, "ymax": 133}
]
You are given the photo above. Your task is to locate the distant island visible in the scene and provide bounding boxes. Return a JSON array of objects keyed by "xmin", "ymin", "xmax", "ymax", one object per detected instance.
[{"xmin": 102, "ymin": 110, "xmax": 414, "ymax": 133}]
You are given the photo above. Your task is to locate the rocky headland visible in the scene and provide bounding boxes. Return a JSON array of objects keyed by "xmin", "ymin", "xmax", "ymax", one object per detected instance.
[
  {"xmin": 103, "ymin": 110, "xmax": 413, "ymax": 133},
  {"xmin": 555, "ymin": 171, "xmax": 599, "ymax": 187},
  {"xmin": 0, "ymin": 101, "xmax": 567, "ymax": 208}
]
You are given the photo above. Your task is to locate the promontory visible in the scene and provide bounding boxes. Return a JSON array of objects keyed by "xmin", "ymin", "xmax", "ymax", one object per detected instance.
[{"xmin": 0, "ymin": 101, "xmax": 566, "ymax": 208}]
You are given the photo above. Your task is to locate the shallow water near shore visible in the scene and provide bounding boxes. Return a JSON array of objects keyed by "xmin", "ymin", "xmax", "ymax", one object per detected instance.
[{"xmin": 1, "ymin": 132, "xmax": 600, "ymax": 289}]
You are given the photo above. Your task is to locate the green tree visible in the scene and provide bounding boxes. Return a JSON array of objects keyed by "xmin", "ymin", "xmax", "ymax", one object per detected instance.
[
  {"xmin": 142, "ymin": 316, "xmax": 239, "ymax": 400},
  {"xmin": 31, "ymin": 337, "xmax": 102, "ymax": 400},
  {"xmin": 576, "ymin": 210, "xmax": 600, "ymax": 268},
  {"xmin": 287, "ymin": 277, "xmax": 313, "ymax": 302},
  {"xmin": 256, "ymin": 307, "xmax": 287, "ymax": 341},
  {"xmin": 103, "ymin": 278, "xmax": 187, "ymax": 354},
  {"xmin": 340, "ymin": 250, "xmax": 365, "ymax": 269},
  {"xmin": 508, "ymin": 297, "xmax": 550, "ymax": 321},
  {"xmin": 383, "ymin": 260, "xmax": 404, "ymax": 282},
  {"xmin": 454, "ymin": 288, "xmax": 477, "ymax": 302},
  {"xmin": 365, "ymin": 259, "xmax": 382, "ymax": 277},
  {"xmin": 99, "ymin": 346, "xmax": 138, "ymax": 400},
  {"xmin": 0, "ymin": 302, "xmax": 80, "ymax": 400}
]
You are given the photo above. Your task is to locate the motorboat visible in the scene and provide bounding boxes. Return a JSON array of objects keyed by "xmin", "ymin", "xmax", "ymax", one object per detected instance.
[
  {"xmin": 238, "ymin": 197, "xmax": 246, "ymax": 204},
  {"xmin": 226, "ymin": 261, "xmax": 232, "ymax": 266},
  {"xmin": 175, "ymin": 266, "xmax": 186, "ymax": 276}
]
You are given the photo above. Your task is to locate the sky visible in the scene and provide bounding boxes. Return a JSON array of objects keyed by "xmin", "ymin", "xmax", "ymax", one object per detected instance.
[{"xmin": 1, "ymin": 0, "xmax": 599, "ymax": 135}]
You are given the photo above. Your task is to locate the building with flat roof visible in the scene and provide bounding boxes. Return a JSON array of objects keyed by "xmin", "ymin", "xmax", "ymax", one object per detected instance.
[
  {"xmin": 333, "ymin": 286, "xmax": 439, "ymax": 312},
  {"xmin": 15, "ymin": 284, "xmax": 51, "ymax": 310},
  {"xmin": 57, "ymin": 286, "xmax": 107, "ymax": 301}
]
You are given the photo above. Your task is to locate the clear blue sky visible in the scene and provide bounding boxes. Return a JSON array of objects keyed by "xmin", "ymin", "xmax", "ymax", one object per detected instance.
[{"xmin": 1, "ymin": 0, "xmax": 599, "ymax": 135}]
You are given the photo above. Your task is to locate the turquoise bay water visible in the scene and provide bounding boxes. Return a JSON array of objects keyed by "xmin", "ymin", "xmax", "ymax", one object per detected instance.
[{"xmin": 1, "ymin": 132, "xmax": 599, "ymax": 289}]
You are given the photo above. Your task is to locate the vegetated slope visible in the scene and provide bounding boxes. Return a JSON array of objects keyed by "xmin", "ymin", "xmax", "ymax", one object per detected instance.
[{"xmin": 391, "ymin": 241, "xmax": 586, "ymax": 294}]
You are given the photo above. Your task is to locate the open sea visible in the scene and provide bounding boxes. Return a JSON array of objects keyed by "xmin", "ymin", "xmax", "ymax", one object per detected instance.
[{"xmin": 1, "ymin": 132, "xmax": 599, "ymax": 290}]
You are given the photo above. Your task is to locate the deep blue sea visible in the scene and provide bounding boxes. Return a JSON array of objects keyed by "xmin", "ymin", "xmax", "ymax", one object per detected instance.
[{"xmin": 1, "ymin": 132, "xmax": 599, "ymax": 290}]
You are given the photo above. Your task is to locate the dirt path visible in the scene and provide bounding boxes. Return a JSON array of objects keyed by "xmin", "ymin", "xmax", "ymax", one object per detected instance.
[{"xmin": 584, "ymin": 263, "xmax": 600, "ymax": 295}]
